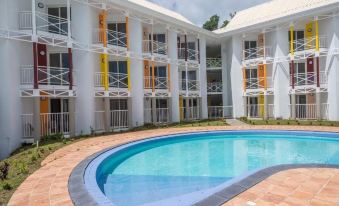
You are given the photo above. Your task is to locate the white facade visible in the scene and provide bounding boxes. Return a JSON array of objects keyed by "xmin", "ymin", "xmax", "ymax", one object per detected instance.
[{"xmin": 0, "ymin": 0, "xmax": 339, "ymax": 159}]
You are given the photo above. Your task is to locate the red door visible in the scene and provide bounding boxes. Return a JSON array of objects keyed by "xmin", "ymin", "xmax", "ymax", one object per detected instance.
[
  {"xmin": 37, "ymin": 44, "xmax": 47, "ymax": 84},
  {"xmin": 307, "ymin": 57, "xmax": 314, "ymax": 84}
]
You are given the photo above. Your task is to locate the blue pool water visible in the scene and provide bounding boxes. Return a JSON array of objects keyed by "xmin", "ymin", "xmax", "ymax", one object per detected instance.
[{"xmin": 86, "ymin": 131, "xmax": 339, "ymax": 206}]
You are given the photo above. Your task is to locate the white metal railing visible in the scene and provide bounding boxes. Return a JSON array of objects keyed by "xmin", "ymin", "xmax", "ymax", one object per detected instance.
[
  {"xmin": 94, "ymin": 111, "xmax": 105, "ymax": 131},
  {"xmin": 40, "ymin": 113, "xmax": 69, "ymax": 136},
  {"xmin": 291, "ymin": 72, "xmax": 327, "ymax": 87},
  {"xmin": 144, "ymin": 108, "xmax": 169, "ymax": 124},
  {"xmin": 290, "ymin": 36, "xmax": 327, "ymax": 52},
  {"xmin": 21, "ymin": 114, "xmax": 34, "ymax": 138},
  {"xmin": 208, "ymin": 106, "xmax": 233, "ymax": 119},
  {"xmin": 142, "ymin": 40, "xmax": 168, "ymax": 55},
  {"xmin": 206, "ymin": 58, "xmax": 222, "ymax": 68},
  {"xmin": 180, "ymin": 80, "xmax": 199, "ymax": 91},
  {"xmin": 19, "ymin": 11, "xmax": 69, "ymax": 36},
  {"xmin": 207, "ymin": 82, "xmax": 222, "ymax": 93},
  {"xmin": 94, "ymin": 72, "xmax": 128, "ymax": 88},
  {"xmin": 247, "ymin": 104, "xmax": 265, "ymax": 118},
  {"xmin": 180, "ymin": 106, "xmax": 200, "ymax": 121},
  {"xmin": 92, "ymin": 28, "xmax": 127, "ymax": 48},
  {"xmin": 245, "ymin": 77, "xmax": 272, "ymax": 89},
  {"xmin": 243, "ymin": 46, "xmax": 271, "ymax": 61},
  {"xmin": 144, "ymin": 76, "xmax": 169, "ymax": 90},
  {"xmin": 20, "ymin": 65, "xmax": 73, "ymax": 86},
  {"xmin": 110, "ymin": 110, "xmax": 128, "ymax": 130},
  {"xmin": 178, "ymin": 48, "xmax": 199, "ymax": 61},
  {"xmin": 294, "ymin": 104, "xmax": 317, "ymax": 119}
]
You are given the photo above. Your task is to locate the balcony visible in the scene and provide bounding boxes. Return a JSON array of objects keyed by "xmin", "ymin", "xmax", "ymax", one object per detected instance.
[
  {"xmin": 243, "ymin": 46, "xmax": 272, "ymax": 62},
  {"xmin": 144, "ymin": 76, "xmax": 169, "ymax": 90},
  {"xmin": 20, "ymin": 65, "xmax": 74, "ymax": 89},
  {"xmin": 142, "ymin": 40, "xmax": 168, "ymax": 56},
  {"xmin": 178, "ymin": 48, "xmax": 199, "ymax": 62},
  {"xmin": 290, "ymin": 72, "xmax": 327, "ymax": 87},
  {"xmin": 290, "ymin": 36, "xmax": 327, "ymax": 54},
  {"xmin": 18, "ymin": 11, "xmax": 69, "ymax": 42},
  {"xmin": 180, "ymin": 80, "xmax": 200, "ymax": 92},
  {"xmin": 208, "ymin": 106, "xmax": 233, "ymax": 119},
  {"xmin": 144, "ymin": 108, "xmax": 170, "ymax": 124},
  {"xmin": 206, "ymin": 58, "xmax": 222, "ymax": 69},
  {"xmin": 94, "ymin": 72, "xmax": 128, "ymax": 89},
  {"xmin": 92, "ymin": 28, "xmax": 127, "ymax": 48},
  {"xmin": 207, "ymin": 82, "xmax": 222, "ymax": 93},
  {"xmin": 244, "ymin": 77, "xmax": 272, "ymax": 90}
]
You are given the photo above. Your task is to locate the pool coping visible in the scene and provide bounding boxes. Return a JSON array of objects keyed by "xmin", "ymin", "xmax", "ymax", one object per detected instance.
[{"xmin": 68, "ymin": 130, "xmax": 339, "ymax": 206}]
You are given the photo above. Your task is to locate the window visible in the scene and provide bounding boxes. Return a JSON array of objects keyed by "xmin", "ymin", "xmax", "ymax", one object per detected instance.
[
  {"xmin": 244, "ymin": 41, "xmax": 257, "ymax": 59},
  {"xmin": 108, "ymin": 61, "xmax": 128, "ymax": 88},
  {"xmin": 107, "ymin": 23, "xmax": 126, "ymax": 47},
  {"xmin": 48, "ymin": 7, "xmax": 68, "ymax": 35},
  {"xmin": 288, "ymin": 31, "xmax": 305, "ymax": 51},
  {"xmin": 245, "ymin": 69, "xmax": 258, "ymax": 89}
]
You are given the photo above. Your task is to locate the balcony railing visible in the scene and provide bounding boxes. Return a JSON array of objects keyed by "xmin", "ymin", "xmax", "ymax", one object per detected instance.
[
  {"xmin": 206, "ymin": 58, "xmax": 222, "ymax": 68},
  {"xmin": 144, "ymin": 108, "xmax": 170, "ymax": 124},
  {"xmin": 40, "ymin": 112, "xmax": 69, "ymax": 136},
  {"xmin": 243, "ymin": 46, "xmax": 271, "ymax": 61},
  {"xmin": 142, "ymin": 40, "xmax": 167, "ymax": 55},
  {"xmin": 180, "ymin": 80, "xmax": 199, "ymax": 91},
  {"xmin": 19, "ymin": 11, "xmax": 69, "ymax": 36},
  {"xmin": 207, "ymin": 82, "xmax": 222, "ymax": 93},
  {"xmin": 110, "ymin": 110, "xmax": 128, "ymax": 130},
  {"xmin": 290, "ymin": 36, "xmax": 327, "ymax": 53},
  {"xmin": 178, "ymin": 48, "xmax": 199, "ymax": 61},
  {"xmin": 180, "ymin": 106, "xmax": 200, "ymax": 121},
  {"xmin": 247, "ymin": 104, "xmax": 275, "ymax": 118},
  {"xmin": 20, "ymin": 66, "xmax": 73, "ymax": 87},
  {"xmin": 293, "ymin": 104, "xmax": 317, "ymax": 119},
  {"xmin": 290, "ymin": 71, "xmax": 327, "ymax": 87},
  {"xmin": 245, "ymin": 77, "xmax": 272, "ymax": 90},
  {"xmin": 144, "ymin": 76, "xmax": 169, "ymax": 90},
  {"xmin": 208, "ymin": 106, "xmax": 233, "ymax": 119},
  {"xmin": 93, "ymin": 28, "xmax": 127, "ymax": 48},
  {"xmin": 94, "ymin": 72, "xmax": 128, "ymax": 89}
]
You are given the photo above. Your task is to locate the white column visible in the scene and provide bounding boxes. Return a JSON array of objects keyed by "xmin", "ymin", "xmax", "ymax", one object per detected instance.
[
  {"xmin": 72, "ymin": 1, "xmax": 95, "ymax": 135},
  {"xmin": 129, "ymin": 18, "xmax": 144, "ymax": 127},
  {"xmin": 221, "ymin": 41, "xmax": 233, "ymax": 112},
  {"xmin": 273, "ymin": 27, "xmax": 290, "ymax": 119},
  {"xmin": 327, "ymin": 14, "xmax": 339, "ymax": 121},
  {"xmin": 31, "ymin": 0, "xmax": 37, "ymax": 41},
  {"xmin": 199, "ymin": 37, "xmax": 208, "ymax": 119},
  {"xmin": 229, "ymin": 36, "xmax": 244, "ymax": 117},
  {"xmin": 168, "ymin": 30, "xmax": 180, "ymax": 122}
]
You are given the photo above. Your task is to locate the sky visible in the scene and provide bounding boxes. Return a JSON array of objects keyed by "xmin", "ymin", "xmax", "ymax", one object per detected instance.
[{"xmin": 148, "ymin": 0, "xmax": 270, "ymax": 26}]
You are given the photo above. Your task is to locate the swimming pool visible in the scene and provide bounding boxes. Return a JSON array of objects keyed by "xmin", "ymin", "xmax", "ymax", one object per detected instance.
[{"xmin": 82, "ymin": 131, "xmax": 339, "ymax": 206}]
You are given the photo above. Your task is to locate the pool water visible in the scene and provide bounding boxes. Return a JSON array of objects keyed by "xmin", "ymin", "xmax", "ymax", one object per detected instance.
[{"xmin": 91, "ymin": 131, "xmax": 339, "ymax": 206}]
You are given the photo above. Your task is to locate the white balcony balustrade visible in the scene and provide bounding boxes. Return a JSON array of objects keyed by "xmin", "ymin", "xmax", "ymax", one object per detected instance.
[
  {"xmin": 180, "ymin": 80, "xmax": 200, "ymax": 91},
  {"xmin": 180, "ymin": 106, "xmax": 200, "ymax": 121},
  {"xmin": 247, "ymin": 104, "xmax": 275, "ymax": 118},
  {"xmin": 19, "ymin": 11, "xmax": 69, "ymax": 36},
  {"xmin": 245, "ymin": 77, "xmax": 272, "ymax": 90},
  {"xmin": 94, "ymin": 72, "xmax": 128, "ymax": 89},
  {"xmin": 110, "ymin": 110, "xmax": 129, "ymax": 130},
  {"xmin": 243, "ymin": 46, "xmax": 271, "ymax": 61},
  {"xmin": 291, "ymin": 71, "xmax": 327, "ymax": 87},
  {"xmin": 293, "ymin": 104, "xmax": 317, "ymax": 119},
  {"xmin": 178, "ymin": 48, "xmax": 199, "ymax": 61},
  {"xmin": 208, "ymin": 106, "xmax": 233, "ymax": 119},
  {"xmin": 207, "ymin": 82, "xmax": 223, "ymax": 93},
  {"xmin": 40, "ymin": 113, "xmax": 70, "ymax": 136},
  {"xmin": 20, "ymin": 66, "xmax": 74, "ymax": 87},
  {"xmin": 142, "ymin": 40, "xmax": 168, "ymax": 55},
  {"xmin": 144, "ymin": 108, "xmax": 170, "ymax": 124},
  {"xmin": 290, "ymin": 36, "xmax": 327, "ymax": 52},
  {"xmin": 206, "ymin": 58, "xmax": 222, "ymax": 68},
  {"xmin": 92, "ymin": 28, "xmax": 127, "ymax": 48},
  {"xmin": 143, "ymin": 76, "xmax": 169, "ymax": 90}
]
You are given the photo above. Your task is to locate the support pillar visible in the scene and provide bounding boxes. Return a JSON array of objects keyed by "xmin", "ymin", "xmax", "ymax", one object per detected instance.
[
  {"xmin": 33, "ymin": 97, "xmax": 41, "ymax": 142},
  {"xmin": 291, "ymin": 92, "xmax": 296, "ymax": 119},
  {"xmin": 152, "ymin": 98, "xmax": 157, "ymax": 124},
  {"xmin": 243, "ymin": 96, "xmax": 248, "ymax": 117},
  {"xmin": 69, "ymin": 97, "xmax": 76, "ymax": 137},
  {"xmin": 185, "ymin": 98, "xmax": 190, "ymax": 120},
  {"xmin": 104, "ymin": 98, "xmax": 110, "ymax": 132},
  {"xmin": 264, "ymin": 94, "xmax": 268, "ymax": 120},
  {"xmin": 168, "ymin": 30, "xmax": 179, "ymax": 122},
  {"xmin": 316, "ymin": 90, "xmax": 321, "ymax": 120}
]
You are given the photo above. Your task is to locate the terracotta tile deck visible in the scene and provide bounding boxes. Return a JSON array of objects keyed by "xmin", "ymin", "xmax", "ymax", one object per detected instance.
[{"xmin": 7, "ymin": 125, "xmax": 339, "ymax": 206}]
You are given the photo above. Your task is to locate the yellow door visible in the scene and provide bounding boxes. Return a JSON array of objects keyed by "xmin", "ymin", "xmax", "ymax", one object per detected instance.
[
  {"xmin": 305, "ymin": 22, "xmax": 314, "ymax": 50},
  {"xmin": 259, "ymin": 95, "xmax": 265, "ymax": 118},
  {"xmin": 179, "ymin": 96, "xmax": 184, "ymax": 121}
]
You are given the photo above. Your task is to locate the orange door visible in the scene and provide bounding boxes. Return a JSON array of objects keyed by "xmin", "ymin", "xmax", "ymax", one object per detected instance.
[
  {"xmin": 144, "ymin": 60, "xmax": 150, "ymax": 88},
  {"xmin": 258, "ymin": 65, "xmax": 265, "ymax": 88}
]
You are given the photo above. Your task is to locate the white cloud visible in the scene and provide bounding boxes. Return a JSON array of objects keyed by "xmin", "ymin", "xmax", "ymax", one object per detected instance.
[{"xmin": 148, "ymin": 0, "xmax": 270, "ymax": 26}]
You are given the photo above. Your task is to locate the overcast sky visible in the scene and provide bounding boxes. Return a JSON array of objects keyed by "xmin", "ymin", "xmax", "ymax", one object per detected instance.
[{"xmin": 148, "ymin": 0, "xmax": 270, "ymax": 26}]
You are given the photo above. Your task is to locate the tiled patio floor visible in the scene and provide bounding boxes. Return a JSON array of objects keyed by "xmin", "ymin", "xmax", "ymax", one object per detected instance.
[{"xmin": 7, "ymin": 125, "xmax": 339, "ymax": 206}]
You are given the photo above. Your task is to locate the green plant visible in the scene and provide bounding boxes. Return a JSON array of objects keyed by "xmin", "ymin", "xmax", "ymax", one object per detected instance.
[
  {"xmin": 0, "ymin": 162, "xmax": 9, "ymax": 181},
  {"xmin": 16, "ymin": 162, "xmax": 28, "ymax": 174},
  {"xmin": 2, "ymin": 182, "xmax": 12, "ymax": 190}
]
